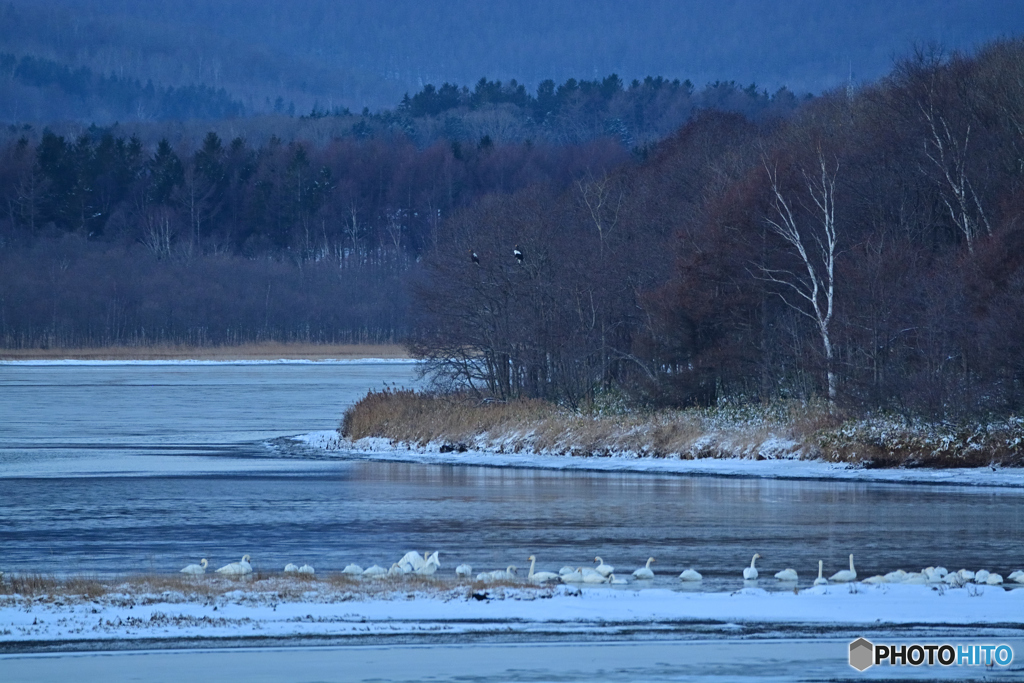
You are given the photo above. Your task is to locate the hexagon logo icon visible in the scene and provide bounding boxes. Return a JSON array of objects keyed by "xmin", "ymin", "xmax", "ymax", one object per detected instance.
[{"xmin": 849, "ymin": 638, "xmax": 874, "ymax": 671}]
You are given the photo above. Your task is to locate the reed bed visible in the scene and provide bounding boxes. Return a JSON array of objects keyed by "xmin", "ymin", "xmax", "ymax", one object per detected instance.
[
  {"xmin": 0, "ymin": 571, "xmax": 538, "ymax": 604},
  {"xmin": 342, "ymin": 390, "xmax": 1024, "ymax": 468}
]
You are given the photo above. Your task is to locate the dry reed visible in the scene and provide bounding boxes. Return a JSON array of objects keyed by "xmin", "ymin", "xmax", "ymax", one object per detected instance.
[{"xmin": 342, "ymin": 390, "xmax": 1024, "ymax": 468}]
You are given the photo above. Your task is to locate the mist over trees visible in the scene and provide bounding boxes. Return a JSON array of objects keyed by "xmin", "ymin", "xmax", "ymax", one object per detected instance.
[
  {"xmin": 1, "ymin": 0, "xmax": 1020, "ymax": 117},
  {"xmin": 413, "ymin": 40, "xmax": 1024, "ymax": 419}
]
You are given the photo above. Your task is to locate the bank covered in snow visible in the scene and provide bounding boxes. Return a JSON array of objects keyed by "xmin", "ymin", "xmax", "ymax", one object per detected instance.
[
  {"xmin": 295, "ymin": 431, "xmax": 1024, "ymax": 488},
  {"xmin": 2, "ymin": 581, "xmax": 1024, "ymax": 648}
]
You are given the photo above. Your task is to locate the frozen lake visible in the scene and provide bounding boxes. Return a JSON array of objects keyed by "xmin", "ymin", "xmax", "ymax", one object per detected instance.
[{"xmin": 1, "ymin": 362, "xmax": 1023, "ymax": 587}]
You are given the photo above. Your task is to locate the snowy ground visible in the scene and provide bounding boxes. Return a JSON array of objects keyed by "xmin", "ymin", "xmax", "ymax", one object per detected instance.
[
  {"xmin": 2, "ymin": 580, "xmax": 1023, "ymax": 650},
  {"xmin": 295, "ymin": 432, "xmax": 1024, "ymax": 488}
]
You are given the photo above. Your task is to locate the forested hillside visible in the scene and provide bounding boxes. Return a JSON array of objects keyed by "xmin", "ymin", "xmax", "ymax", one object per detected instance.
[
  {"xmin": 413, "ymin": 41, "xmax": 1024, "ymax": 419},
  {"xmin": 1, "ymin": 0, "xmax": 1019, "ymax": 118}
]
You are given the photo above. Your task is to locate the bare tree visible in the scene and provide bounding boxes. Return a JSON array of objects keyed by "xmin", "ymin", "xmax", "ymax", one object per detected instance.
[
  {"xmin": 919, "ymin": 103, "xmax": 991, "ymax": 253},
  {"xmin": 760, "ymin": 151, "xmax": 839, "ymax": 401}
]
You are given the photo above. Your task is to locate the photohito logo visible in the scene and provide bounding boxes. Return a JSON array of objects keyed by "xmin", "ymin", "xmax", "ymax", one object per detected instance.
[{"xmin": 849, "ymin": 638, "xmax": 1014, "ymax": 671}]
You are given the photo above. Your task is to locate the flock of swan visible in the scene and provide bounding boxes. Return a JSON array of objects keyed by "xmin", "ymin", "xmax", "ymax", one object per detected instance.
[{"xmin": 180, "ymin": 552, "xmax": 1024, "ymax": 588}]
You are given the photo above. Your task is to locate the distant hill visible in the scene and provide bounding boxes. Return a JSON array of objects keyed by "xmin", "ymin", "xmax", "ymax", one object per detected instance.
[{"xmin": 0, "ymin": 0, "xmax": 1021, "ymax": 122}]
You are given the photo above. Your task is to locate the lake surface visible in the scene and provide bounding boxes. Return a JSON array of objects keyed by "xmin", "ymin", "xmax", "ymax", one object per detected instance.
[{"xmin": 2, "ymin": 362, "xmax": 1023, "ymax": 590}]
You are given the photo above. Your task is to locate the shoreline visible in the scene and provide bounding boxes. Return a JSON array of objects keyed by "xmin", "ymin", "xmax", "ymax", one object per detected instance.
[
  {"xmin": 295, "ymin": 432, "xmax": 1024, "ymax": 489},
  {"xmin": 1, "ymin": 579, "xmax": 1022, "ymax": 652},
  {"xmin": 0, "ymin": 343, "xmax": 411, "ymax": 361}
]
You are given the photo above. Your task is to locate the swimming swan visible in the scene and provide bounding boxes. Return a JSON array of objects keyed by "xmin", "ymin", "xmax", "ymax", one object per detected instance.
[
  {"xmin": 828, "ymin": 554, "xmax": 856, "ymax": 583},
  {"xmin": 594, "ymin": 557, "xmax": 614, "ymax": 577},
  {"xmin": 180, "ymin": 559, "xmax": 208, "ymax": 575},
  {"xmin": 527, "ymin": 556, "xmax": 561, "ymax": 583},
  {"xmin": 813, "ymin": 560, "xmax": 828, "ymax": 586},
  {"xmin": 608, "ymin": 573, "xmax": 628, "ymax": 584},
  {"xmin": 560, "ymin": 567, "xmax": 585, "ymax": 583},
  {"xmin": 679, "ymin": 568, "xmax": 703, "ymax": 581},
  {"xmin": 743, "ymin": 554, "xmax": 761, "ymax": 580},
  {"xmin": 632, "ymin": 557, "xmax": 656, "ymax": 580},
  {"xmin": 774, "ymin": 567, "xmax": 798, "ymax": 581}
]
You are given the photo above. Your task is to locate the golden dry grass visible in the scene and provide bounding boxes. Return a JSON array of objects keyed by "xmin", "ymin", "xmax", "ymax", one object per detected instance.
[
  {"xmin": 0, "ymin": 343, "xmax": 410, "ymax": 361},
  {"xmin": 342, "ymin": 389, "xmax": 825, "ymax": 459},
  {"xmin": 0, "ymin": 571, "xmax": 551, "ymax": 603},
  {"xmin": 341, "ymin": 390, "xmax": 1024, "ymax": 468}
]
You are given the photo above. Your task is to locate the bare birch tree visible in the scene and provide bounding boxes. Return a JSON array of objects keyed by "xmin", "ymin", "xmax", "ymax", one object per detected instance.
[
  {"xmin": 919, "ymin": 103, "xmax": 991, "ymax": 253},
  {"xmin": 760, "ymin": 152, "xmax": 839, "ymax": 401}
]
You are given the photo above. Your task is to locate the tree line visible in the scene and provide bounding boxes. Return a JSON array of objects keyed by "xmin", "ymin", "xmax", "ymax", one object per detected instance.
[
  {"xmin": 0, "ymin": 119, "xmax": 629, "ymax": 348},
  {"xmin": 412, "ymin": 40, "xmax": 1024, "ymax": 419}
]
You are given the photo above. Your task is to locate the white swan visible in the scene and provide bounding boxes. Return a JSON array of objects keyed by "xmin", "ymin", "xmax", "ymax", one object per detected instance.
[
  {"xmin": 492, "ymin": 565, "xmax": 517, "ymax": 580},
  {"xmin": 679, "ymin": 568, "xmax": 703, "ymax": 581},
  {"xmin": 216, "ymin": 554, "xmax": 252, "ymax": 576},
  {"xmin": 387, "ymin": 563, "xmax": 404, "ymax": 576},
  {"xmin": 180, "ymin": 559, "xmax": 208, "ymax": 575},
  {"xmin": 415, "ymin": 555, "xmax": 441, "ymax": 576},
  {"xmin": 743, "ymin": 553, "xmax": 761, "ymax": 580},
  {"xmin": 957, "ymin": 569, "xmax": 975, "ymax": 581},
  {"xmin": 527, "ymin": 556, "xmax": 561, "ymax": 583},
  {"xmin": 362, "ymin": 565, "xmax": 387, "ymax": 576},
  {"xmin": 985, "ymin": 572, "xmax": 1004, "ymax": 585},
  {"xmin": 284, "ymin": 563, "xmax": 299, "ymax": 573},
  {"xmin": 583, "ymin": 568, "xmax": 609, "ymax": 583},
  {"xmin": 883, "ymin": 569, "xmax": 906, "ymax": 582},
  {"xmin": 862, "ymin": 575, "xmax": 887, "ymax": 584},
  {"xmin": 426, "ymin": 551, "xmax": 440, "ymax": 567},
  {"xmin": 1007, "ymin": 570, "xmax": 1024, "ymax": 583},
  {"xmin": 342, "ymin": 563, "xmax": 363, "ymax": 575},
  {"xmin": 594, "ymin": 557, "xmax": 614, "ymax": 577},
  {"xmin": 828, "ymin": 554, "xmax": 857, "ymax": 583},
  {"xmin": 975, "ymin": 569, "xmax": 991, "ymax": 584},
  {"xmin": 455, "ymin": 564, "xmax": 473, "ymax": 578},
  {"xmin": 560, "ymin": 567, "xmax": 585, "ymax": 583},
  {"xmin": 298, "ymin": 564, "xmax": 314, "ymax": 575},
  {"xmin": 813, "ymin": 560, "xmax": 828, "ymax": 586},
  {"xmin": 942, "ymin": 572, "xmax": 965, "ymax": 587},
  {"xmin": 632, "ymin": 557, "xmax": 656, "ymax": 580},
  {"xmin": 398, "ymin": 551, "xmax": 427, "ymax": 572},
  {"xmin": 774, "ymin": 567, "xmax": 798, "ymax": 582},
  {"xmin": 902, "ymin": 572, "xmax": 927, "ymax": 584},
  {"xmin": 559, "ymin": 566, "xmax": 576, "ymax": 576},
  {"xmin": 608, "ymin": 573, "xmax": 628, "ymax": 584}
]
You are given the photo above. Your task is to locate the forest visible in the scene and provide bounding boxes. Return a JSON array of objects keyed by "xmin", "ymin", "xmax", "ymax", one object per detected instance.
[
  {"xmin": 2, "ymin": 38, "xmax": 1024, "ymax": 420},
  {"xmin": 412, "ymin": 40, "xmax": 1024, "ymax": 419}
]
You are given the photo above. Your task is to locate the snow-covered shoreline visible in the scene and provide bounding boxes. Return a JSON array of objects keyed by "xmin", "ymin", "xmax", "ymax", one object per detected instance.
[
  {"xmin": 2, "ymin": 581, "xmax": 1022, "ymax": 649},
  {"xmin": 295, "ymin": 431, "xmax": 1024, "ymax": 489}
]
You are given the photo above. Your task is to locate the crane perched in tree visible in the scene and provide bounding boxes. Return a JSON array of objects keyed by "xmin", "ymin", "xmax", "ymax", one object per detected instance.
[{"xmin": 513, "ymin": 244, "xmax": 524, "ymax": 263}]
